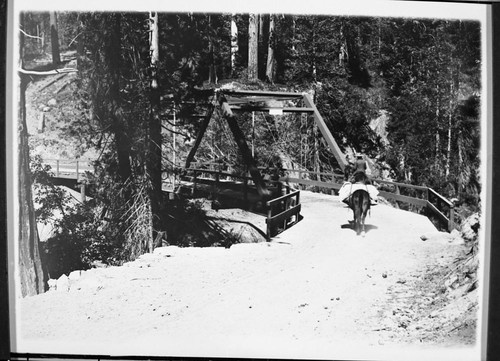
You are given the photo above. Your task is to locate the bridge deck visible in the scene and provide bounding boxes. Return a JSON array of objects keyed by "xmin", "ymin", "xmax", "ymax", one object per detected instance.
[{"xmin": 44, "ymin": 159, "xmax": 455, "ymax": 231}]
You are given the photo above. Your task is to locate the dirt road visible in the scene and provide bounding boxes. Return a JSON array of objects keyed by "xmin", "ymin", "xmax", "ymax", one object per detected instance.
[{"xmin": 16, "ymin": 191, "xmax": 480, "ymax": 360}]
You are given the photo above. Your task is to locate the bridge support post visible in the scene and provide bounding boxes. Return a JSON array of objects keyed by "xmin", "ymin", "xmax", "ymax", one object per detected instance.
[
  {"xmin": 266, "ymin": 206, "xmax": 272, "ymax": 242},
  {"xmin": 80, "ymin": 183, "xmax": 86, "ymax": 202},
  {"xmin": 192, "ymin": 170, "xmax": 197, "ymax": 196},
  {"xmin": 449, "ymin": 206, "xmax": 455, "ymax": 231},
  {"xmin": 213, "ymin": 172, "xmax": 220, "ymax": 198},
  {"xmin": 243, "ymin": 178, "xmax": 248, "ymax": 207}
]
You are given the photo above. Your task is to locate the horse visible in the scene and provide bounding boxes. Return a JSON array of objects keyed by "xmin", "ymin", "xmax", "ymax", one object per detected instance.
[
  {"xmin": 349, "ymin": 189, "xmax": 371, "ymax": 236},
  {"xmin": 347, "ymin": 170, "xmax": 371, "ymax": 236}
]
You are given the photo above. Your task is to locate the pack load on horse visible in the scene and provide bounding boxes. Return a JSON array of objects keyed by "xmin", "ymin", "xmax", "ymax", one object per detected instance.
[
  {"xmin": 339, "ymin": 181, "xmax": 379, "ymax": 205},
  {"xmin": 339, "ymin": 154, "xmax": 379, "ymax": 206}
]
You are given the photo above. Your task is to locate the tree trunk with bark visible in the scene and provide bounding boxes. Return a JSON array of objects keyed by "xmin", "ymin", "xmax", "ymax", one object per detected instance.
[
  {"xmin": 445, "ymin": 96, "xmax": 453, "ymax": 178},
  {"xmin": 248, "ymin": 14, "xmax": 258, "ymax": 81},
  {"xmin": 49, "ymin": 12, "xmax": 61, "ymax": 65},
  {"xmin": 18, "ymin": 16, "xmax": 45, "ymax": 296},
  {"xmin": 106, "ymin": 14, "xmax": 132, "ymax": 184},
  {"xmin": 76, "ymin": 19, "xmax": 84, "ymax": 70},
  {"xmin": 435, "ymin": 85, "xmax": 441, "ymax": 176},
  {"xmin": 266, "ymin": 14, "xmax": 275, "ymax": 83},
  {"xmin": 207, "ymin": 15, "xmax": 217, "ymax": 84},
  {"xmin": 148, "ymin": 11, "xmax": 163, "ymax": 250},
  {"xmin": 230, "ymin": 14, "xmax": 238, "ymax": 75}
]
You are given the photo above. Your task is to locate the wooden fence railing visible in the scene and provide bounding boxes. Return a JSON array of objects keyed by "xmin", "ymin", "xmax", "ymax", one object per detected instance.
[
  {"xmin": 184, "ymin": 166, "xmax": 455, "ymax": 231},
  {"xmin": 266, "ymin": 189, "xmax": 301, "ymax": 241},
  {"xmin": 280, "ymin": 168, "xmax": 455, "ymax": 232},
  {"xmin": 183, "ymin": 167, "xmax": 302, "ymax": 240},
  {"xmin": 280, "ymin": 169, "xmax": 345, "ymax": 194},
  {"xmin": 42, "ymin": 160, "xmax": 454, "ymax": 232},
  {"xmin": 183, "ymin": 167, "xmax": 254, "ymax": 199},
  {"xmin": 40, "ymin": 159, "xmax": 93, "ymax": 202},
  {"xmin": 42, "ymin": 159, "xmax": 92, "ymax": 182}
]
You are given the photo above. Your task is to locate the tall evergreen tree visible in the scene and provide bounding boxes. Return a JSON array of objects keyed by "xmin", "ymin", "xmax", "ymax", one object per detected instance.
[
  {"xmin": 49, "ymin": 12, "xmax": 61, "ymax": 65},
  {"xmin": 248, "ymin": 14, "xmax": 258, "ymax": 81},
  {"xmin": 18, "ymin": 13, "xmax": 46, "ymax": 296}
]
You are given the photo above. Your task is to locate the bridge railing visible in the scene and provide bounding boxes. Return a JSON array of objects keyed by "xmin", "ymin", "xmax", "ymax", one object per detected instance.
[
  {"xmin": 427, "ymin": 188, "xmax": 455, "ymax": 231},
  {"xmin": 183, "ymin": 167, "xmax": 302, "ymax": 240},
  {"xmin": 266, "ymin": 189, "xmax": 301, "ymax": 241},
  {"xmin": 185, "ymin": 166, "xmax": 454, "ymax": 231},
  {"xmin": 40, "ymin": 160, "xmax": 455, "ymax": 231},
  {"xmin": 279, "ymin": 168, "xmax": 455, "ymax": 232},
  {"xmin": 183, "ymin": 167, "xmax": 288, "ymax": 199},
  {"xmin": 183, "ymin": 167, "xmax": 253, "ymax": 197},
  {"xmin": 279, "ymin": 168, "xmax": 345, "ymax": 193},
  {"xmin": 42, "ymin": 158, "xmax": 92, "ymax": 182},
  {"xmin": 371, "ymin": 179, "xmax": 429, "ymax": 208}
]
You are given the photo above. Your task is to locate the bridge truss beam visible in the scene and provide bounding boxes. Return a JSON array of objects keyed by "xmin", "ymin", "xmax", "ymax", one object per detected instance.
[
  {"xmin": 183, "ymin": 88, "xmax": 348, "ymax": 198},
  {"xmin": 219, "ymin": 95, "xmax": 270, "ymax": 198}
]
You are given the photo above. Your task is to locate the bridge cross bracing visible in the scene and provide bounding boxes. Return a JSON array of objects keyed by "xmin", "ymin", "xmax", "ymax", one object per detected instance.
[{"xmin": 184, "ymin": 89, "xmax": 348, "ymax": 200}]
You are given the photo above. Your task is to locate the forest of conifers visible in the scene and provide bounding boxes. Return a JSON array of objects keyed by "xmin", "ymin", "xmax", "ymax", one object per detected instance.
[{"xmin": 18, "ymin": 12, "xmax": 481, "ymax": 295}]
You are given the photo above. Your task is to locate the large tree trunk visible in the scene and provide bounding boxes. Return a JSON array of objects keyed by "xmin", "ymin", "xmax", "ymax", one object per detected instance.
[
  {"xmin": 311, "ymin": 20, "xmax": 317, "ymax": 82},
  {"xmin": 18, "ymin": 15, "xmax": 45, "ymax": 296},
  {"xmin": 148, "ymin": 11, "xmax": 163, "ymax": 250},
  {"xmin": 49, "ymin": 12, "xmax": 61, "ymax": 65},
  {"xmin": 0, "ymin": 0, "xmax": 9, "ymax": 354},
  {"xmin": 106, "ymin": 13, "xmax": 132, "ymax": 183},
  {"xmin": 18, "ymin": 77, "xmax": 45, "ymax": 296},
  {"xmin": 259, "ymin": 14, "xmax": 265, "ymax": 44},
  {"xmin": 207, "ymin": 15, "xmax": 217, "ymax": 84},
  {"xmin": 435, "ymin": 86, "xmax": 441, "ymax": 176},
  {"xmin": 446, "ymin": 70, "xmax": 458, "ymax": 178},
  {"xmin": 76, "ymin": 18, "xmax": 84, "ymax": 70},
  {"xmin": 445, "ymin": 95, "xmax": 453, "ymax": 178},
  {"xmin": 339, "ymin": 23, "xmax": 347, "ymax": 66},
  {"xmin": 230, "ymin": 14, "xmax": 238, "ymax": 75},
  {"xmin": 457, "ymin": 128, "xmax": 464, "ymax": 195},
  {"xmin": 265, "ymin": 14, "xmax": 275, "ymax": 83},
  {"xmin": 248, "ymin": 14, "xmax": 258, "ymax": 81}
]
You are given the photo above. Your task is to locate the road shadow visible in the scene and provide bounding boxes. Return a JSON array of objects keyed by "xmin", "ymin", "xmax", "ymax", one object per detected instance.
[
  {"xmin": 341, "ymin": 221, "xmax": 378, "ymax": 234},
  {"xmin": 206, "ymin": 216, "xmax": 268, "ymax": 239}
]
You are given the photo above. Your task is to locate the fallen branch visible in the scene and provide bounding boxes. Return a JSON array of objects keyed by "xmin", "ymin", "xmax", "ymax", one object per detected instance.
[
  {"xmin": 20, "ymin": 29, "xmax": 43, "ymax": 40},
  {"xmin": 54, "ymin": 77, "xmax": 77, "ymax": 94},
  {"xmin": 18, "ymin": 67, "xmax": 78, "ymax": 76},
  {"xmin": 68, "ymin": 32, "xmax": 83, "ymax": 47},
  {"xmin": 38, "ymin": 72, "xmax": 68, "ymax": 92}
]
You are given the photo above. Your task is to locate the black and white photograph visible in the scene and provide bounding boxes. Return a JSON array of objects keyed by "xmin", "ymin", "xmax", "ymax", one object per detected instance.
[{"xmin": 7, "ymin": 0, "xmax": 492, "ymax": 360}]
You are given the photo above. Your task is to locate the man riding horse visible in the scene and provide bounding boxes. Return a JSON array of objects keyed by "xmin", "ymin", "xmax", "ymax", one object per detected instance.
[{"xmin": 349, "ymin": 154, "xmax": 371, "ymax": 184}]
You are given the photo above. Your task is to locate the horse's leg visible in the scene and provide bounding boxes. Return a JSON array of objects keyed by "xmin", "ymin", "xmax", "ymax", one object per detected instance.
[
  {"xmin": 360, "ymin": 193, "xmax": 370, "ymax": 237},
  {"xmin": 354, "ymin": 193, "xmax": 361, "ymax": 235},
  {"xmin": 351, "ymin": 208, "xmax": 358, "ymax": 234},
  {"xmin": 360, "ymin": 214, "xmax": 366, "ymax": 237}
]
